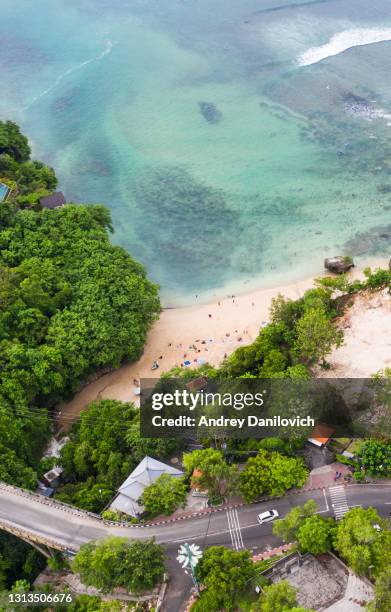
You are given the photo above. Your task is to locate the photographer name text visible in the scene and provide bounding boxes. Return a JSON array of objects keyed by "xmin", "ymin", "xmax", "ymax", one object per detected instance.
[{"xmin": 151, "ymin": 415, "xmax": 315, "ymax": 429}]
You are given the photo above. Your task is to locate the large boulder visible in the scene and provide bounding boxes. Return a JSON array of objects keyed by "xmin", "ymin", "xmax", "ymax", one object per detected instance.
[{"xmin": 324, "ymin": 256, "xmax": 355, "ymax": 274}]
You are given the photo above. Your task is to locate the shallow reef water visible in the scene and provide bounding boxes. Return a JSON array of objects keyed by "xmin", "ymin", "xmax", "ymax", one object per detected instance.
[{"xmin": 1, "ymin": 0, "xmax": 391, "ymax": 303}]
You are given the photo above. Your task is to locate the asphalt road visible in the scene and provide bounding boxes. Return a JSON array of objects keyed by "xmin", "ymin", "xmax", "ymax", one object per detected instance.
[
  {"xmin": 0, "ymin": 483, "xmax": 390, "ymax": 611},
  {"xmin": 161, "ymin": 484, "xmax": 391, "ymax": 611}
]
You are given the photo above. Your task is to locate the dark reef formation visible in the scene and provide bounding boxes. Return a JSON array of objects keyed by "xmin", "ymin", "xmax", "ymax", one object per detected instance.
[
  {"xmin": 199, "ymin": 101, "xmax": 222, "ymax": 124},
  {"xmin": 132, "ymin": 166, "xmax": 239, "ymax": 290}
]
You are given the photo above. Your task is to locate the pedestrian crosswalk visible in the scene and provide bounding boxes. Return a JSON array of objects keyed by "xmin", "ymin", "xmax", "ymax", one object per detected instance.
[
  {"xmin": 329, "ymin": 485, "xmax": 349, "ymax": 520},
  {"xmin": 226, "ymin": 507, "xmax": 244, "ymax": 550}
]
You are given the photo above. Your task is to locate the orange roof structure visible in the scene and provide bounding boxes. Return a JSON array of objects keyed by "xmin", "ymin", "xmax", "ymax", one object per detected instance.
[
  {"xmin": 190, "ymin": 468, "xmax": 208, "ymax": 492},
  {"xmin": 308, "ymin": 424, "xmax": 335, "ymax": 447}
]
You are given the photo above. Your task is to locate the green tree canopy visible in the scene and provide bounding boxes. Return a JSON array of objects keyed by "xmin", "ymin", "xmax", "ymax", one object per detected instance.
[
  {"xmin": 0, "ymin": 204, "xmax": 160, "ymax": 408},
  {"xmin": 358, "ymin": 439, "xmax": 391, "ymax": 477},
  {"xmin": 367, "ymin": 567, "xmax": 391, "ymax": 612},
  {"xmin": 0, "ymin": 121, "xmax": 30, "ymax": 162},
  {"xmin": 0, "ymin": 129, "xmax": 160, "ymax": 495},
  {"xmin": 297, "ymin": 515, "xmax": 334, "ymax": 555},
  {"xmin": 239, "ymin": 450, "xmax": 308, "ymax": 502},
  {"xmin": 273, "ymin": 499, "xmax": 318, "ymax": 542},
  {"xmin": 72, "ymin": 537, "xmax": 164, "ymax": 594},
  {"xmin": 194, "ymin": 546, "xmax": 256, "ymax": 611},
  {"xmin": 0, "ymin": 532, "xmax": 45, "ymax": 592},
  {"xmin": 220, "ymin": 286, "xmax": 339, "ymax": 378},
  {"xmin": 0, "ymin": 199, "xmax": 160, "ymax": 493},
  {"xmin": 58, "ymin": 400, "xmax": 178, "ymax": 511},
  {"xmin": 293, "ymin": 307, "xmax": 342, "ymax": 366},
  {"xmin": 251, "ymin": 580, "xmax": 314, "ymax": 612},
  {"xmin": 139, "ymin": 474, "xmax": 187, "ymax": 517},
  {"xmin": 69, "ymin": 596, "xmax": 124, "ymax": 611},
  {"xmin": 272, "ymin": 500, "xmax": 318, "ymax": 543},
  {"xmin": 333, "ymin": 507, "xmax": 391, "ymax": 577},
  {"xmin": 55, "ymin": 480, "xmax": 114, "ymax": 514},
  {"xmin": 0, "ymin": 405, "xmax": 48, "ymax": 490},
  {"xmin": 182, "ymin": 448, "xmax": 238, "ymax": 500}
]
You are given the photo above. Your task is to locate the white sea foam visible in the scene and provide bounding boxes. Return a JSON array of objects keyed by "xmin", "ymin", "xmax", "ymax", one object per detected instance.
[
  {"xmin": 298, "ymin": 27, "xmax": 391, "ymax": 67},
  {"xmin": 25, "ymin": 40, "xmax": 113, "ymax": 109}
]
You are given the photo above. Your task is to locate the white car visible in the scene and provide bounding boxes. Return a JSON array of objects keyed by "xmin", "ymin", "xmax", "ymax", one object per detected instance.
[{"xmin": 257, "ymin": 509, "xmax": 279, "ymax": 524}]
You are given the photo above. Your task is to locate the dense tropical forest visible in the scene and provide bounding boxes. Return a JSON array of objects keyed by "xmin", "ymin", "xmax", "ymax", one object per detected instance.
[
  {"xmin": 56, "ymin": 400, "xmax": 178, "ymax": 512},
  {"xmin": 0, "ymin": 121, "xmax": 161, "ymax": 591},
  {"xmin": 0, "ymin": 121, "xmax": 160, "ymax": 491}
]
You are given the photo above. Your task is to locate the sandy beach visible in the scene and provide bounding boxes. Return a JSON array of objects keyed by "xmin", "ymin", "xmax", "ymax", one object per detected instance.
[
  {"xmin": 317, "ymin": 287, "xmax": 391, "ymax": 378},
  {"xmin": 57, "ymin": 260, "xmax": 388, "ymax": 429}
]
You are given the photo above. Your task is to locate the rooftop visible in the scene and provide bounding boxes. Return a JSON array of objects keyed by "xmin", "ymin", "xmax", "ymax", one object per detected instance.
[
  {"xmin": 110, "ymin": 456, "xmax": 184, "ymax": 517},
  {"xmin": 308, "ymin": 423, "xmax": 335, "ymax": 447},
  {"xmin": 263, "ymin": 552, "xmax": 373, "ymax": 611},
  {"xmin": 39, "ymin": 191, "xmax": 66, "ymax": 209}
]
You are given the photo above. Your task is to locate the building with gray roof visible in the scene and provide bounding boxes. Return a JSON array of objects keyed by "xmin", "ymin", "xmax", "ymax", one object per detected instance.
[{"xmin": 109, "ymin": 456, "xmax": 184, "ymax": 517}]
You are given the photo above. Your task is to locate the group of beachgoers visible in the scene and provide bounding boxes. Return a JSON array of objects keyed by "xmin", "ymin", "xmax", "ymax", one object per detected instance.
[{"xmin": 150, "ymin": 327, "xmax": 255, "ymax": 371}]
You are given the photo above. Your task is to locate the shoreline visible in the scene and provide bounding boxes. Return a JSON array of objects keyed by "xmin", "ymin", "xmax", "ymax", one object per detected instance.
[
  {"xmin": 155, "ymin": 253, "xmax": 386, "ymax": 309},
  {"xmin": 57, "ymin": 259, "xmax": 387, "ymax": 430}
]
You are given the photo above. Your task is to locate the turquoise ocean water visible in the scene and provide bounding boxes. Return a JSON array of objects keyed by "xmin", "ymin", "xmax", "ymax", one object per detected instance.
[{"xmin": 1, "ymin": 0, "xmax": 390, "ymax": 304}]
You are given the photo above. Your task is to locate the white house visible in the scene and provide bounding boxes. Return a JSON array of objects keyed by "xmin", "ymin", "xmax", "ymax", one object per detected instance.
[{"xmin": 109, "ymin": 456, "xmax": 184, "ymax": 517}]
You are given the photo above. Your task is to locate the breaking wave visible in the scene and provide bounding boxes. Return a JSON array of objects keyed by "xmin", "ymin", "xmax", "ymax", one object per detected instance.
[
  {"xmin": 298, "ymin": 27, "xmax": 391, "ymax": 67},
  {"xmin": 25, "ymin": 40, "xmax": 113, "ymax": 109}
]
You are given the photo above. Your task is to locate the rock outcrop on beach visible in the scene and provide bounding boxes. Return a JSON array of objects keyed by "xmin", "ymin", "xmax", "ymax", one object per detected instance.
[{"xmin": 324, "ymin": 256, "xmax": 354, "ymax": 274}]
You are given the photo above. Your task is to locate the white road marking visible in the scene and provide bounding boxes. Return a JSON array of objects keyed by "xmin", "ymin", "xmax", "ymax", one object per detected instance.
[
  {"xmin": 167, "ymin": 487, "xmax": 356, "ymax": 545},
  {"xmin": 166, "ymin": 520, "xmax": 261, "ymax": 544},
  {"xmin": 234, "ymin": 508, "xmax": 244, "ymax": 549},
  {"xmin": 329, "ymin": 485, "xmax": 349, "ymax": 520},
  {"xmin": 169, "ymin": 507, "xmax": 330, "ymax": 545},
  {"xmin": 323, "ymin": 488, "xmax": 329, "ymax": 512},
  {"xmin": 226, "ymin": 508, "xmax": 237, "ymax": 550},
  {"xmin": 229, "ymin": 508, "xmax": 241, "ymax": 550},
  {"xmin": 226, "ymin": 508, "xmax": 244, "ymax": 550}
]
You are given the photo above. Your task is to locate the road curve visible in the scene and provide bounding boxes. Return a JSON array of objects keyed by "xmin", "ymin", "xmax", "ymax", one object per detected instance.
[{"xmin": 0, "ymin": 482, "xmax": 390, "ymax": 553}]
